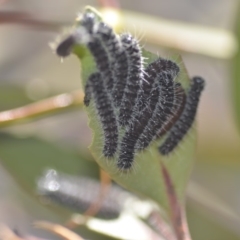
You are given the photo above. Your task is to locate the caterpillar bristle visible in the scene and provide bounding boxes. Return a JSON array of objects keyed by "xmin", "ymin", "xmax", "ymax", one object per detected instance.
[
  {"xmin": 159, "ymin": 76, "xmax": 205, "ymax": 155},
  {"xmin": 56, "ymin": 10, "xmax": 205, "ymax": 171}
]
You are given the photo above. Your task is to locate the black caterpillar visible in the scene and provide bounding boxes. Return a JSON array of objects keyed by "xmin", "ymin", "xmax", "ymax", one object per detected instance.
[
  {"xmin": 56, "ymin": 11, "xmax": 205, "ymax": 170},
  {"xmin": 87, "ymin": 72, "xmax": 119, "ymax": 158},
  {"xmin": 159, "ymin": 76, "xmax": 205, "ymax": 155},
  {"xmin": 136, "ymin": 59, "xmax": 180, "ymax": 151}
]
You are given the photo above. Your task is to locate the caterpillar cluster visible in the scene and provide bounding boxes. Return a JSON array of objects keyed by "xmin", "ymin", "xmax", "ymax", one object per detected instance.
[{"xmin": 56, "ymin": 12, "xmax": 205, "ymax": 171}]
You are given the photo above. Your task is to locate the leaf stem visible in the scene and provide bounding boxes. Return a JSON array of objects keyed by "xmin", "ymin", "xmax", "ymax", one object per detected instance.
[
  {"xmin": 161, "ymin": 162, "xmax": 192, "ymax": 240},
  {"xmin": 34, "ymin": 222, "xmax": 85, "ymax": 240},
  {"xmin": 0, "ymin": 11, "xmax": 66, "ymax": 31},
  {"xmin": 65, "ymin": 170, "xmax": 112, "ymax": 228}
]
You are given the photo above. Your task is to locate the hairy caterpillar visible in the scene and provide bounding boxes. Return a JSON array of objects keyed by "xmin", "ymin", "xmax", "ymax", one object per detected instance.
[
  {"xmin": 118, "ymin": 34, "xmax": 144, "ymax": 126},
  {"xmin": 56, "ymin": 10, "xmax": 205, "ymax": 171},
  {"xmin": 87, "ymin": 73, "xmax": 119, "ymax": 158},
  {"xmin": 136, "ymin": 60, "xmax": 179, "ymax": 151},
  {"xmin": 159, "ymin": 76, "xmax": 205, "ymax": 155}
]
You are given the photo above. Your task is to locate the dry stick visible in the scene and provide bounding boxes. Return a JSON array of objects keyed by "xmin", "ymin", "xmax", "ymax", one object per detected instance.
[
  {"xmin": 160, "ymin": 162, "xmax": 191, "ymax": 240},
  {"xmin": 83, "ymin": 169, "xmax": 112, "ymax": 217},
  {"xmin": 65, "ymin": 169, "xmax": 112, "ymax": 228},
  {"xmin": 35, "ymin": 222, "xmax": 85, "ymax": 240},
  {"xmin": 0, "ymin": 11, "xmax": 65, "ymax": 31},
  {"xmin": 0, "ymin": 90, "xmax": 84, "ymax": 128}
]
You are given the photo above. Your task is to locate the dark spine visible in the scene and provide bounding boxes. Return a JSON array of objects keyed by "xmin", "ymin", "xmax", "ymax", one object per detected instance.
[
  {"xmin": 112, "ymin": 34, "xmax": 129, "ymax": 107},
  {"xmin": 136, "ymin": 58, "xmax": 172, "ymax": 112},
  {"xmin": 84, "ymin": 80, "xmax": 92, "ymax": 106},
  {"xmin": 156, "ymin": 83, "xmax": 186, "ymax": 138},
  {"xmin": 116, "ymin": 59, "xmax": 170, "ymax": 170},
  {"xmin": 96, "ymin": 23, "xmax": 129, "ymax": 104},
  {"xmin": 89, "ymin": 73, "xmax": 119, "ymax": 157},
  {"xmin": 96, "ymin": 22, "xmax": 121, "ymax": 64},
  {"xmin": 81, "ymin": 13, "xmax": 114, "ymax": 91},
  {"xmin": 117, "ymin": 84, "xmax": 160, "ymax": 170},
  {"xmin": 118, "ymin": 34, "xmax": 143, "ymax": 126},
  {"xmin": 136, "ymin": 60, "xmax": 179, "ymax": 150},
  {"xmin": 88, "ymin": 40, "xmax": 114, "ymax": 91},
  {"xmin": 159, "ymin": 76, "xmax": 205, "ymax": 155}
]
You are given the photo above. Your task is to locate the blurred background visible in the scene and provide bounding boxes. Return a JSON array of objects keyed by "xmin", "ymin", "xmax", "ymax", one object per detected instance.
[{"xmin": 0, "ymin": 0, "xmax": 240, "ymax": 240}]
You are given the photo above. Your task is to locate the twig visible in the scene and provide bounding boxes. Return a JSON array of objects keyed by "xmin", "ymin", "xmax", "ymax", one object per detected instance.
[
  {"xmin": 160, "ymin": 162, "xmax": 191, "ymax": 240},
  {"xmin": 0, "ymin": 11, "xmax": 66, "ymax": 32},
  {"xmin": 66, "ymin": 170, "xmax": 112, "ymax": 227},
  {"xmin": 34, "ymin": 222, "xmax": 85, "ymax": 240},
  {"xmin": 0, "ymin": 90, "xmax": 84, "ymax": 128},
  {"xmin": 83, "ymin": 170, "xmax": 111, "ymax": 217}
]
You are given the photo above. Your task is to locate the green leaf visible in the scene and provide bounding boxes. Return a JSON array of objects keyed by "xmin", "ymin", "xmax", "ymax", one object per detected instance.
[
  {"xmin": 0, "ymin": 133, "xmax": 99, "ymax": 196},
  {"xmin": 72, "ymin": 8, "xmax": 196, "ymax": 214}
]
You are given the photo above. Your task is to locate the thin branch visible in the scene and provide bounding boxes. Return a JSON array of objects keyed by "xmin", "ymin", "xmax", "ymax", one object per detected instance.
[
  {"xmin": 83, "ymin": 170, "xmax": 111, "ymax": 217},
  {"xmin": 66, "ymin": 170, "xmax": 112, "ymax": 228},
  {"xmin": 160, "ymin": 162, "xmax": 191, "ymax": 240},
  {"xmin": 0, "ymin": 90, "xmax": 84, "ymax": 128},
  {"xmin": 34, "ymin": 222, "xmax": 85, "ymax": 240},
  {"xmin": 0, "ymin": 11, "xmax": 67, "ymax": 32}
]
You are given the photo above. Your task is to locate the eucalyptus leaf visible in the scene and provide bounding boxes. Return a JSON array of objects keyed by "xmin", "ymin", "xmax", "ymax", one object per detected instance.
[
  {"xmin": 0, "ymin": 133, "xmax": 99, "ymax": 196},
  {"xmin": 72, "ymin": 7, "xmax": 196, "ymax": 214}
]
